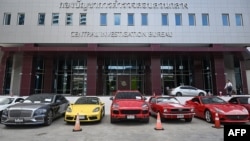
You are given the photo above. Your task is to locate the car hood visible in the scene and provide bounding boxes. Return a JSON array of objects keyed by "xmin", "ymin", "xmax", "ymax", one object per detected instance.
[
  {"xmin": 70, "ymin": 104, "xmax": 101, "ymax": 113},
  {"xmin": 205, "ymin": 104, "xmax": 248, "ymax": 114},
  {"xmin": 159, "ymin": 103, "xmax": 191, "ymax": 109},
  {"xmin": 0, "ymin": 105, "xmax": 11, "ymax": 111},
  {"xmin": 114, "ymin": 100, "xmax": 145, "ymax": 107},
  {"xmin": 7, "ymin": 103, "xmax": 48, "ymax": 110}
]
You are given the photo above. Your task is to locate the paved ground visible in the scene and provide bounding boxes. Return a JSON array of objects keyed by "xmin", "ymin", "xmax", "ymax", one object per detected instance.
[
  {"xmin": 0, "ymin": 95, "xmax": 248, "ymax": 141},
  {"xmin": 0, "ymin": 115, "xmax": 229, "ymax": 141}
]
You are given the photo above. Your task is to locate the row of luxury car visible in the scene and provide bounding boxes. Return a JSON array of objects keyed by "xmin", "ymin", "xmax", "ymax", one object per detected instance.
[{"xmin": 0, "ymin": 91, "xmax": 250, "ymax": 126}]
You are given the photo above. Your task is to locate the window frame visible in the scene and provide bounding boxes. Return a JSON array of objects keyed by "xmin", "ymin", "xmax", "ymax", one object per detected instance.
[
  {"xmin": 235, "ymin": 14, "xmax": 243, "ymax": 26},
  {"xmin": 17, "ymin": 13, "xmax": 25, "ymax": 25},
  {"xmin": 141, "ymin": 13, "xmax": 148, "ymax": 26},
  {"xmin": 202, "ymin": 13, "xmax": 209, "ymax": 26},
  {"xmin": 79, "ymin": 13, "xmax": 86, "ymax": 26},
  {"xmin": 114, "ymin": 13, "xmax": 121, "ymax": 26},
  {"xmin": 161, "ymin": 13, "xmax": 169, "ymax": 26},
  {"xmin": 188, "ymin": 13, "xmax": 196, "ymax": 26},
  {"xmin": 175, "ymin": 13, "xmax": 182, "ymax": 26},
  {"xmin": 128, "ymin": 13, "xmax": 134, "ymax": 26},
  {"xmin": 3, "ymin": 13, "xmax": 11, "ymax": 25},
  {"xmin": 222, "ymin": 14, "xmax": 230, "ymax": 26},
  {"xmin": 52, "ymin": 13, "xmax": 59, "ymax": 25},
  {"xmin": 66, "ymin": 13, "xmax": 73, "ymax": 26},
  {"xmin": 100, "ymin": 13, "xmax": 107, "ymax": 26},
  {"xmin": 38, "ymin": 13, "xmax": 45, "ymax": 25}
]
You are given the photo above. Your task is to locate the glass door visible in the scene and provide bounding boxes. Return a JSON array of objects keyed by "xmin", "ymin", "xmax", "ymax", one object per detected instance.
[{"xmin": 71, "ymin": 75, "xmax": 86, "ymax": 95}]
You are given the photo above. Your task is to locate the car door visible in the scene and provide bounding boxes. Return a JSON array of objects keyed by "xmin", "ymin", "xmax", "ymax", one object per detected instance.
[
  {"xmin": 148, "ymin": 97, "xmax": 157, "ymax": 116},
  {"xmin": 55, "ymin": 95, "xmax": 69, "ymax": 115},
  {"xmin": 188, "ymin": 86, "xmax": 197, "ymax": 96}
]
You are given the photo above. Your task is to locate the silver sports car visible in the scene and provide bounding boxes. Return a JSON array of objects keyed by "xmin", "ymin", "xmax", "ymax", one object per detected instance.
[{"xmin": 1, "ymin": 94, "xmax": 69, "ymax": 126}]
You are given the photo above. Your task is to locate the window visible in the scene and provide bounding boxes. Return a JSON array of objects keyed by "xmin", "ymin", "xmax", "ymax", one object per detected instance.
[
  {"xmin": 128, "ymin": 13, "xmax": 134, "ymax": 26},
  {"xmin": 235, "ymin": 14, "xmax": 243, "ymax": 26},
  {"xmin": 114, "ymin": 13, "xmax": 121, "ymax": 25},
  {"xmin": 188, "ymin": 14, "xmax": 196, "ymax": 26},
  {"xmin": 17, "ymin": 13, "xmax": 25, "ymax": 25},
  {"xmin": 3, "ymin": 13, "xmax": 11, "ymax": 25},
  {"xmin": 38, "ymin": 13, "xmax": 45, "ymax": 25},
  {"xmin": 175, "ymin": 13, "xmax": 182, "ymax": 26},
  {"xmin": 161, "ymin": 13, "xmax": 168, "ymax": 26},
  {"xmin": 141, "ymin": 13, "xmax": 148, "ymax": 26},
  {"xmin": 222, "ymin": 14, "xmax": 230, "ymax": 26},
  {"xmin": 80, "ymin": 13, "xmax": 86, "ymax": 25},
  {"xmin": 66, "ymin": 13, "xmax": 73, "ymax": 25},
  {"xmin": 202, "ymin": 14, "xmax": 209, "ymax": 26},
  {"xmin": 52, "ymin": 13, "xmax": 59, "ymax": 25},
  {"xmin": 100, "ymin": 13, "xmax": 107, "ymax": 26}
]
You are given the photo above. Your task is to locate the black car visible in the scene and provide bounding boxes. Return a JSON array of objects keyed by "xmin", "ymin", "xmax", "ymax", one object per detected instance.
[{"xmin": 1, "ymin": 94, "xmax": 69, "ymax": 126}]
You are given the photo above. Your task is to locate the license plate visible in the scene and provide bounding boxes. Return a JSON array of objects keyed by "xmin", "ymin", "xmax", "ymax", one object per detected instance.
[
  {"xmin": 177, "ymin": 114, "xmax": 184, "ymax": 118},
  {"xmin": 15, "ymin": 118, "xmax": 24, "ymax": 123},
  {"xmin": 79, "ymin": 115, "xmax": 86, "ymax": 120},
  {"xmin": 127, "ymin": 115, "xmax": 135, "ymax": 119}
]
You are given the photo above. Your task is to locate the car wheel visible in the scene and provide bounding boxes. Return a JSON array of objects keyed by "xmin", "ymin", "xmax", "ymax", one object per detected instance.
[
  {"xmin": 176, "ymin": 92, "xmax": 182, "ymax": 96},
  {"xmin": 204, "ymin": 110, "xmax": 213, "ymax": 123},
  {"xmin": 199, "ymin": 92, "xmax": 205, "ymax": 96},
  {"xmin": 185, "ymin": 118, "xmax": 192, "ymax": 122},
  {"xmin": 45, "ymin": 110, "xmax": 53, "ymax": 126}
]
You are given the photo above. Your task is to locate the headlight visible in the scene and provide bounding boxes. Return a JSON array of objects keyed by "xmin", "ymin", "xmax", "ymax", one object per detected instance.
[
  {"xmin": 214, "ymin": 107, "xmax": 224, "ymax": 114},
  {"xmin": 242, "ymin": 108, "xmax": 248, "ymax": 114},
  {"xmin": 142, "ymin": 103, "xmax": 149, "ymax": 110},
  {"xmin": 2, "ymin": 108, "xmax": 9, "ymax": 116},
  {"xmin": 66, "ymin": 107, "xmax": 72, "ymax": 112},
  {"xmin": 112, "ymin": 103, "xmax": 119, "ymax": 109},
  {"xmin": 163, "ymin": 109, "xmax": 168, "ymax": 112},
  {"xmin": 34, "ymin": 108, "xmax": 47, "ymax": 116},
  {"xmin": 93, "ymin": 107, "xmax": 100, "ymax": 112},
  {"xmin": 190, "ymin": 108, "xmax": 194, "ymax": 112}
]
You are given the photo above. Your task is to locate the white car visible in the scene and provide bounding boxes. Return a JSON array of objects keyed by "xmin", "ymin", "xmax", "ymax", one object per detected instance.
[
  {"xmin": 0, "ymin": 96, "xmax": 25, "ymax": 121},
  {"xmin": 170, "ymin": 85, "xmax": 207, "ymax": 96}
]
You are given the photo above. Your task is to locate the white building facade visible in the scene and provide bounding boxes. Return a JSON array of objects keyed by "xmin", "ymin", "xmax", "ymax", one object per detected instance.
[{"xmin": 0, "ymin": 0, "xmax": 250, "ymax": 96}]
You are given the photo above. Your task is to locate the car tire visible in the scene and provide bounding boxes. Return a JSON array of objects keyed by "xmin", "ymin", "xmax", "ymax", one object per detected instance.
[
  {"xmin": 44, "ymin": 110, "xmax": 53, "ymax": 126},
  {"xmin": 185, "ymin": 118, "xmax": 192, "ymax": 122},
  {"xmin": 199, "ymin": 92, "xmax": 205, "ymax": 96},
  {"xmin": 204, "ymin": 110, "xmax": 213, "ymax": 123},
  {"xmin": 176, "ymin": 92, "xmax": 182, "ymax": 96}
]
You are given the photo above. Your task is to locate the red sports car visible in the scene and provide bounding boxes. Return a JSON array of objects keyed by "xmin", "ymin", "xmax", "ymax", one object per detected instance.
[
  {"xmin": 185, "ymin": 96, "xmax": 249, "ymax": 123},
  {"xmin": 228, "ymin": 96, "xmax": 250, "ymax": 119},
  {"xmin": 109, "ymin": 90, "xmax": 149, "ymax": 123},
  {"xmin": 148, "ymin": 96, "xmax": 194, "ymax": 122}
]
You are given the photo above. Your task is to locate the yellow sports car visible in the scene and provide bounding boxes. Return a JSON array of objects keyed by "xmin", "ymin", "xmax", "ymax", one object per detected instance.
[{"xmin": 64, "ymin": 96, "xmax": 105, "ymax": 123}]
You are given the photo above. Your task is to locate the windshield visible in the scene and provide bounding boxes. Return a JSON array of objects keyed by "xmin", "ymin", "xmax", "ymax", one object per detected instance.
[
  {"xmin": 24, "ymin": 94, "xmax": 54, "ymax": 104},
  {"xmin": 157, "ymin": 97, "xmax": 179, "ymax": 104},
  {"xmin": 0, "ymin": 98, "xmax": 14, "ymax": 105},
  {"xmin": 75, "ymin": 97, "xmax": 99, "ymax": 104},
  {"xmin": 201, "ymin": 97, "xmax": 227, "ymax": 104},
  {"xmin": 115, "ymin": 92, "xmax": 142, "ymax": 100}
]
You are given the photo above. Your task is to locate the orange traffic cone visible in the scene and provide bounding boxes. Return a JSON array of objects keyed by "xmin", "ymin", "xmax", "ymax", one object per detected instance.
[
  {"xmin": 154, "ymin": 112, "xmax": 164, "ymax": 130},
  {"xmin": 212, "ymin": 113, "xmax": 222, "ymax": 128},
  {"xmin": 73, "ymin": 113, "xmax": 82, "ymax": 132}
]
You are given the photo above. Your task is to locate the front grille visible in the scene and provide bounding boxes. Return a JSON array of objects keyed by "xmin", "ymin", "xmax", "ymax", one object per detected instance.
[
  {"xmin": 171, "ymin": 109, "xmax": 190, "ymax": 113},
  {"xmin": 121, "ymin": 110, "xmax": 141, "ymax": 114},
  {"xmin": 225, "ymin": 115, "xmax": 248, "ymax": 120},
  {"xmin": 9, "ymin": 110, "xmax": 33, "ymax": 117}
]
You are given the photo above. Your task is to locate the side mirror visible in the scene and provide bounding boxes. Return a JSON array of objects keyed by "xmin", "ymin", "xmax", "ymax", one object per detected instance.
[
  {"xmin": 144, "ymin": 97, "xmax": 147, "ymax": 100},
  {"xmin": 110, "ymin": 97, "xmax": 114, "ymax": 100}
]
